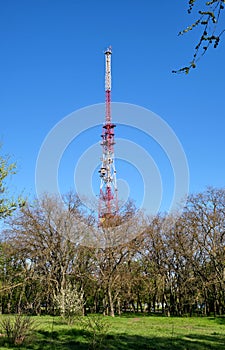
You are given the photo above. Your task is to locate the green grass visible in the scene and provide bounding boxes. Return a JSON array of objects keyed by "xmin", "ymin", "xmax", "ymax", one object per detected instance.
[{"xmin": 0, "ymin": 314, "xmax": 225, "ymax": 349}]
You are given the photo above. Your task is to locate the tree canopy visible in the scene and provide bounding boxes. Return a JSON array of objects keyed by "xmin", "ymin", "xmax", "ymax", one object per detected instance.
[{"xmin": 1, "ymin": 187, "xmax": 225, "ymax": 317}]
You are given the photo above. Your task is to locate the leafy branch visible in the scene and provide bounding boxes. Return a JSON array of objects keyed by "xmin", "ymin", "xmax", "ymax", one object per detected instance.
[
  {"xmin": 0, "ymin": 147, "xmax": 26, "ymax": 219},
  {"xmin": 173, "ymin": 0, "xmax": 225, "ymax": 74}
]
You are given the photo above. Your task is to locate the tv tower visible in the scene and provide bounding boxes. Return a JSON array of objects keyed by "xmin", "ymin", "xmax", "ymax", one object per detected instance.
[{"xmin": 98, "ymin": 47, "xmax": 118, "ymax": 223}]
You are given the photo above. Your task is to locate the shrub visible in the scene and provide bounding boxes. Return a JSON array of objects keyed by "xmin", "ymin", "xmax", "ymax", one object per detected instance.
[
  {"xmin": 0, "ymin": 314, "xmax": 35, "ymax": 345},
  {"xmin": 79, "ymin": 314, "xmax": 110, "ymax": 350},
  {"xmin": 54, "ymin": 284, "xmax": 84, "ymax": 325}
]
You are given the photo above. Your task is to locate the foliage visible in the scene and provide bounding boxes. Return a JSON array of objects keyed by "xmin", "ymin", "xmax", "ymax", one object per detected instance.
[
  {"xmin": 173, "ymin": 0, "xmax": 225, "ymax": 73},
  {"xmin": 0, "ymin": 314, "xmax": 35, "ymax": 345}
]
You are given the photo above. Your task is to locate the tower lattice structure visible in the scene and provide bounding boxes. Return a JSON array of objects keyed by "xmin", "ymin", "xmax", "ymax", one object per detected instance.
[{"xmin": 98, "ymin": 47, "xmax": 118, "ymax": 221}]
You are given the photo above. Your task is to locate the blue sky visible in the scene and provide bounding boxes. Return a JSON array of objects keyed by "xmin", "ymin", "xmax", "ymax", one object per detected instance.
[{"xmin": 1, "ymin": 0, "xmax": 225, "ymax": 215}]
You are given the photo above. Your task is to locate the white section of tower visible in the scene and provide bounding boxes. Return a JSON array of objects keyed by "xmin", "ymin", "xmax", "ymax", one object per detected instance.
[{"xmin": 105, "ymin": 47, "xmax": 112, "ymax": 91}]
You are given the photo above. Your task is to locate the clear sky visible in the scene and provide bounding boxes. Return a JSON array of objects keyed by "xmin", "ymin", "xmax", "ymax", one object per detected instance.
[{"xmin": 1, "ymin": 0, "xmax": 225, "ymax": 215}]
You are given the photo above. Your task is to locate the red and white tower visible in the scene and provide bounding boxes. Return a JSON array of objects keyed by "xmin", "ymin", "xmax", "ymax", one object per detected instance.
[{"xmin": 98, "ymin": 47, "xmax": 118, "ymax": 221}]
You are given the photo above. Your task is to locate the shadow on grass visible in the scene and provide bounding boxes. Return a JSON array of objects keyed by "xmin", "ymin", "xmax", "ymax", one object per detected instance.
[
  {"xmin": 108, "ymin": 334, "xmax": 225, "ymax": 350},
  {"xmin": 35, "ymin": 328, "xmax": 90, "ymax": 350},
  {"xmin": 211, "ymin": 317, "xmax": 225, "ymax": 325},
  {"xmin": 118, "ymin": 312, "xmax": 165, "ymax": 318},
  {"xmin": 0, "ymin": 328, "xmax": 224, "ymax": 350}
]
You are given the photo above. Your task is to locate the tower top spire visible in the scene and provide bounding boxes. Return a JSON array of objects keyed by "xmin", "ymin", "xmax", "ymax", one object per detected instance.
[
  {"xmin": 104, "ymin": 46, "xmax": 112, "ymax": 54},
  {"xmin": 105, "ymin": 46, "xmax": 112, "ymax": 93}
]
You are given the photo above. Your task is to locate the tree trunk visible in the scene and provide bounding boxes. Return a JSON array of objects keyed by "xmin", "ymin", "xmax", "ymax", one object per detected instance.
[
  {"xmin": 130, "ymin": 300, "xmax": 136, "ymax": 313},
  {"xmin": 137, "ymin": 293, "xmax": 143, "ymax": 313},
  {"xmin": 117, "ymin": 298, "xmax": 121, "ymax": 316},
  {"xmin": 103, "ymin": 296, "xmax": 108, "ymax": 316},
  {"xmin": 108, "ymin": 287, "xmax": 115, "ymax": 317}
]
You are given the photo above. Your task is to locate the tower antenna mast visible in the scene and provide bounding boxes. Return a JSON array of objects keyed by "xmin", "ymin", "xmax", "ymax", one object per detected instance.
[{"xmin": 98, "ymin": 46, "xmax": 118, "ymax": 223}]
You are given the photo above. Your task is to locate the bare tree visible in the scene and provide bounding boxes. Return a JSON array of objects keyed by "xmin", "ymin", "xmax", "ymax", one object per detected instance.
[
  {"xmin": 182, "ymin": 187, "xmax": 225, "ymax": 315},
  {"xmin": 3, "ymin": 193, "xmax": 88, "ymax": 314}
]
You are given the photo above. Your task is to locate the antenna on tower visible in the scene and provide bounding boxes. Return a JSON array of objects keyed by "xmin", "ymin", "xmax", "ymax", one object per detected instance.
[{"xmin": 98, "ymin": 46, "xmax": 118, "ymax": 226}]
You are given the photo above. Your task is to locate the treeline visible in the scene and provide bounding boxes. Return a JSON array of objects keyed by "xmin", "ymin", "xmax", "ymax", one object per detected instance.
[{"xmin": 0, "ymin": 187, "xmax": 225, "ymax": 317}]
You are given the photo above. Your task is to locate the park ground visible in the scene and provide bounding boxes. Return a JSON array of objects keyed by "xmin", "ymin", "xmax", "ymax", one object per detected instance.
[{"xmin": 0, "ymin": 314, "xmax": 225, "ymax": 349}]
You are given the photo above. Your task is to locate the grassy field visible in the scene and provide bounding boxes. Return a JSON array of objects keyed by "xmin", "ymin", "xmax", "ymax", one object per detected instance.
[{"xmin": 0, "ymin": 314, "xmax": 225, "ymax": 349}]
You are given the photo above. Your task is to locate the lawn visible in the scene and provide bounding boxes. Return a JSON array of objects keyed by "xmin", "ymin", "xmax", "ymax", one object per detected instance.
[{"xmin": 0, "ymin": 314, "xmax": 225, "ymax": 349}]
